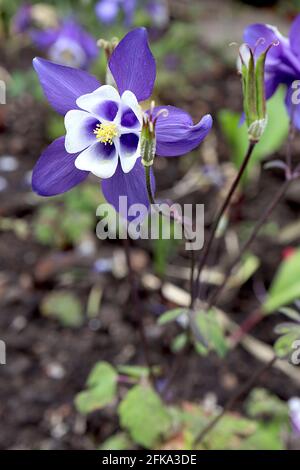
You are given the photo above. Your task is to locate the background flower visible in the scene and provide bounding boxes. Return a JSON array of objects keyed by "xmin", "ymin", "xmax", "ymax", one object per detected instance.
[
  {"xmin": 31, "ymin": 18, "xmax": 98, "ymax": 69},
  {"xmin": 244, "ymin": 15, "xmax": 300, "ymax": 129}
]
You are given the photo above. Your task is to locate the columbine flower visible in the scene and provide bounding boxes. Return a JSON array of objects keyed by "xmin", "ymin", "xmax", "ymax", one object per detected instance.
[
  {"xmin": 244, "ymin": 15, "xmax": 300, "ymax": 129},
  {"xmin": 32, "ymin": 28, "xmax": 212, "ymax": 219},
  {"xmin": 95, "ymin": 0, "xmax": 136, "ymax": 26},
  {"xmin": 31, "ymin": 18, "xmax": 98, "ymax": 69}
]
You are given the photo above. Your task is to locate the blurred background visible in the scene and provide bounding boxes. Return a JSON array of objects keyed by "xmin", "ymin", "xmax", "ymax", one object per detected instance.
[{"xmin": 1, "ymin": 0, "xmax": 300, "ymax": 450}]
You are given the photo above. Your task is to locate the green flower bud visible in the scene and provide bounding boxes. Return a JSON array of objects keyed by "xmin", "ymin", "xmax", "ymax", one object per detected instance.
[
  {"xmin": 141, "ymin": 115, "xmax": 156, "ymax": 167},
  {"xmin": 239, "ymin": 42, "xmax": 275, "ymax": 143},
  {"xmin": 140, "ymin": 103, "xmax": 168, "ymax": 167}
]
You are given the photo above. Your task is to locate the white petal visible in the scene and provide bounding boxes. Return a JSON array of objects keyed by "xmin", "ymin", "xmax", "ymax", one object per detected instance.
[
  {"xmin": 75, "ymin": 142, "xmax": 118, "ymax": 179},
  {"xmin": 118, "ymin": 134, "xmax": 140, "ymax": 173},
  {"xmin": 64, "ymin": 110, "xmax": 97, "ymax": 153},
  {"xmin": 76, "ymin": 85, "xmax": 120, "ymax": 119},
  {"xmin": 118, "ymin": 90, "xmax": 143, "ymax": 131}
]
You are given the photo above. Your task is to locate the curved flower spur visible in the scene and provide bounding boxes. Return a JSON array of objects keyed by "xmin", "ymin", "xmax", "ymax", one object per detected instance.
[{"xmin": 32, "ymin": 28, "xmax": 212, "ymax": 219}]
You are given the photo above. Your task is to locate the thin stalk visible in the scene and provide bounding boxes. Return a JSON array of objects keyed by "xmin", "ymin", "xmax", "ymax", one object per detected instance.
[
  {"xmin": 194, "ymin": 355, "xmax": 276, "ymax": 446},
  {"xmin": 229, "ymin": 307, "xmax": 263, "ymax": 347},
  {"xmin": 207, "ymin": 179, "xmax": 291, "ymax": 310},
  {"xmin": 123, "ymin": 237, "xmax": 156, "ymax": 388},
  {"xmin": 193, "ymin": 141, "xmax": 256, "ymax": 306},
  {"xmin": 144, "ymin": 165, "xmax": 196, "ymax": 308}
]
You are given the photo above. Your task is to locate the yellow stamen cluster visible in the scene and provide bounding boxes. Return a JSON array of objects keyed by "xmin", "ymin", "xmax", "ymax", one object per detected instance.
[{"xmin": 94, "ymin": 122, "xmax": 118, "ymax": 145}]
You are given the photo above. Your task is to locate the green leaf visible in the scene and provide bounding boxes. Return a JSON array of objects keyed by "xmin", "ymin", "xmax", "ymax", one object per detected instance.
[
  {"xmin": 171, "ymin": 333, "xmax": 188, "ymax": 353},
  {"xmin": 99, "ymin": 433, "xmax": 132, "ymax": 451},
  {"xmin": 263, "ymin": 248, "xmax": 300, "ymax": 314},
  {"xmin": 193, "ymin": 310, "xmax": 228, "ymax": 357},
  {"xmin": 117, "ymin": 365, "xmax": 152, "ymax": 379},
  {"xmin": 246, "ymin": 388, "xmax": 288, "ymax": 420},
  {"xmin": 218, "ymin": 87, "xmax": 289, "ymax": 184},
  {"xmin": 279, "ymin": 307, "xmax": 300, "ymax": 323},
  {"xmin": 118, "ymin": 385, "xmax": 172, "ymax": 448},
  {"xmin": 158, "ymin": 308, "xmax": 188, "ymax": 326},
  {"xmin": 227, "ymin": 254, "xmax": 260, "ymax": 288},
  {"xmin": 274, "ymin": 330, "xmax": 300, "ymax": 358},
  {"xmin": 41, "ymin": 291, "xmax": 83, "ymax": 328},
  {"xmin": 75, "ymin": 362, "xmax": 118, "ymax": 415}
]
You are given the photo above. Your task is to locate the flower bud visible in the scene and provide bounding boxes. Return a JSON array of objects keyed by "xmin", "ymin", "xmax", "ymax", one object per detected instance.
[
  {"xmin": 239, "ymin": 42, "xmax": 274, "ymax": 142},
  {"xmin": 140, "ymin": 103, "xmax": 168, "ymax": 167},
  {"xmin": 140, "ymin": 115, "xmax": 156, "ymax": 167}
]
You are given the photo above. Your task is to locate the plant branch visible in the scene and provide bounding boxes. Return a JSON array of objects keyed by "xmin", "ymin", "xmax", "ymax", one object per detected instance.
[
  {"xmin": 123, "ymin": 237, "xmax": 156, "ymax": 388},
  {"xmin": 194, "ymin": 355, "xmax": 277, "ymax": 446},
  {"xmin": 207, "ymin": 178, "xmax": 291, "ymax": 310},
  {"xmin": 193, "ymin": 141, "xmax": 256, "ymax": 306}
]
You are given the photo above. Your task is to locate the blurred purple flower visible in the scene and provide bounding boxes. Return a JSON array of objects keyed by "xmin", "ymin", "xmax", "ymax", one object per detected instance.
[
  {"xmin": 32, "ymin": 28, "xmax": 212, "ymax": 219},
  {"xmin": 147, "ymin": 0, "xmax": 169, "ymax": 28},
  {"xmin": 12, "ymin": 3, "xmax": 32, "ymax": 34},
  {"xmin": 289, "ymin": 398, "xmax": 300, "ymax": 436},
  {"xmin": 31, "ymin": 19, "xmax": 98, "ymax": 69},
  {"xmin": 244, "ymin": 15, "xmax": 300, "ymax": 129},
  {"xmin": 95, "ymin": 0, "xmax": 136, "ymax": 26}
]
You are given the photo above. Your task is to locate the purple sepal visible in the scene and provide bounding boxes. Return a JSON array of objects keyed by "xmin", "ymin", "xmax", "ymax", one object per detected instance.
[
  {"xmin": 32, "ymin": 136, "xmax": 88, "ymax": 196},
  {"xmin": 33, "ymin": 57, "xmax": 100, "ymax": 115},
  {"xmin": 109, "ymin": 28, "xmax": 156, "ymax": 102},
  {"xmin": 153, "ymin": 106, "xmax": 213, "ymax": 157}
]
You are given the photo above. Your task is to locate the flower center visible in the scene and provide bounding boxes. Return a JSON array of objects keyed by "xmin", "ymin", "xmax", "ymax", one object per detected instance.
[{"xmin": 94, "ymin": 122, "xmax": 118, "ymax": 145}]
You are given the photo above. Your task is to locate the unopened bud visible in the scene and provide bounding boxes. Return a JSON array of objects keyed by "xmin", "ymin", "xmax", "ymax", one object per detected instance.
[
  {"xmin": 239, "ymin": 41, "xmax": 276, "ymax": 142},
  {"xmin": 140, "ymin": 102, "xmax": 168, "ymax": 167},
  {"xmin": 141, "ymin": 115, "xmax": 156, "ymax": 167}
]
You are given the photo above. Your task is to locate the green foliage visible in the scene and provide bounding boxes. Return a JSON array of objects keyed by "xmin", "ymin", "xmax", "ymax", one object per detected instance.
[
  {"xmin": 118, "ymin": 385, "xmax": 172, "ymax": 448},
  {"xmin": 8, "ymin": 70, "xmax": 43, "ymax": 100},
  {"xmin": 218, "ymin": 87, "xmax": 289, "ymax": 183},
  {"xmin": 228, "ymin": 254, "xmax": 260, "ymax": 288},
  {"xmin": 117, "ymin": 365, "xmax": 154, "ymax": 379},
  {"xmin": 263, "ymin": 248, "xmax": 300, "ymax": 314},
  {"xmin": 41, "ymin": 291, "xmax": 83, "ymax": 328},
  {"xmin": 192, "ymin": 309, "xmax": 228, "ymax": 357},
  {"xmin": 75, "ymin": 362, "xmax": 118, "ymax": 415},
  {"xmin": 34, "ymin": 183, "xmax": 101, "ymax": 248},
  {"xmin": 158, "ymin": 308, "xmax": 188, "ymax": 326},
  {"xmin": 246, "ymin": 388, "xmax": 289, "ymax": 420},
  {"xmin": 99, "ymin": 433, "xmax": 133, "ymax": 451},
  {"xmin": 171, "ymin": 333, "xmax": 188, "ymax": 353}
]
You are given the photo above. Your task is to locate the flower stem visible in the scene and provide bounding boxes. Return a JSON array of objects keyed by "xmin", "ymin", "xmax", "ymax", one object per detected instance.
[
  {"xmin": 123, "ymin": 237, "xmax": 156, "ymax": 388},
  {"xmin": 207, "ymin": 178, "xmax": 291, "ymax": 310},
  {"xmin": 193, "ymin": 141, "xmax": 256, "ymax": 306},
  {"xmin": 145, "ymin": 165, "xmax": 156, "ymax": 205}
]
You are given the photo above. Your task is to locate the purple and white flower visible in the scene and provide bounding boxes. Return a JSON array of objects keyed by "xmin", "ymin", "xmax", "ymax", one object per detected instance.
[
  {"xmin": 32, "ymin": 28, "xmax": 212, "ymax": 219},
  {"xmin": 31, "ymin": 18, "xmax": 98, "ymax": 69},
  {"xmin": 244, "ymin": 15, "xmax": 300, "ymax": 129}
]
